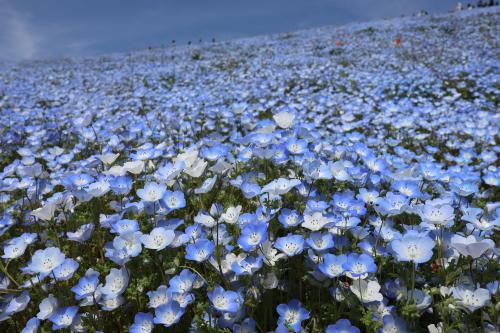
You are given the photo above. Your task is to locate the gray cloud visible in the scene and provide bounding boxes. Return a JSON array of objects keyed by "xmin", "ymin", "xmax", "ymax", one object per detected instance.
[{"xmin": 0, "ymin": 0, "xmax": 460, "ymax": 61}]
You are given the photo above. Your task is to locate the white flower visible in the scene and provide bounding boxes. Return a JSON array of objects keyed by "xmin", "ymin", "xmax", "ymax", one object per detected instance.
[
  {"xmin": 123, "ymin": 160, "xmax": 145, "ymax": 175},
  {"xmin": 452, "ymin": 286, "xmax": 490, "ymax": 312},
  {"xmin": 221, "ymin": 206, "xmax": 242, "ymax": 224},
  {"xmin": 302, "ymin": 212, "xmax": 330, "ymax": 231},
  {"xmin": 273, "ymin": 111, "xmax": 295, "ymax": 129},
  {"xmin": 350, "ymin": 279, "xmax": 384, "ymax": 303},
  {"xmin": 37, "ymin": 294, "xmax": 58, "ymax": 320}
]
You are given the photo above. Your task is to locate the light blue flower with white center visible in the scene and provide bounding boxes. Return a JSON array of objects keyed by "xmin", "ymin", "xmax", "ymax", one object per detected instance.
[
  {"xmin": 48, "ymin": 306, "xmax": 78, "ymax": 330},
  {"xmin": 261, "ymin": 178, "xmax": 301, "ymax": 196},
  {"xmin": 185, "ymin": 238, "xmax": 215, "ymax": 262},
  {"xmin": 306, "ymin": 232, "xmax": 334, "ymax": 252},
  {"xmin": 318, "ymin": 254, "xmax": 347, "ymax": 278},
  {"xmin": 285, "ymin": 137, "xmax": 308, "ymax": 155},
  {"xmin": 71, "ymin": 268, "xmax": 100, "ymax": 301},
  {"xmin": 207, "ymin": 285, "xmax": 242, "ymax": 313},
  {"xmin": 169, "ymin": 269, "xmax": 196, "ymax": 294},
  {"xmin": 100, "ymin": 267, "xmax": 129, "ymax": 299},
  {"xmin": 231, "ymin": 255, "xmax": 263, "ymax": 276},
  {"xmin": 374, "ymin": 192, "xmax": 409, "ymax": 216},
  {"xmin": 392, "ymin": 180, "xmax": 422, "ymax": 199},
  {"xmin": 21, "ymin": 317, "xmax": 40, "ymax": 333},
  {"xmin": 161, "ymin": 190, "xmax": 186, "ymax": 211},
  {"xmin": 2, "ymin": 236, "xmax": 28, "ymax": 259},
  {"xmin": 37, "ymin": 294, "xmax": 58, "ymax": 320},
  {"xmin": 391, "ymin": 230, "xmax": 435, "ymax": 264},
  {"xmin": 153, "ymin": 301, "xmax": 185, "ymax": 327},
  {"xmin": 278, "ymin": 209, "xmax": 303, "ymax": 228},
  {"xmin": 237, "ymin": 222, "xmax": 268, "ymax": 251},
  {"xmin": 130, "ymin": 312, "xmax": 154, "ymax": 333},
  {"xmin": 276, "ymin": 299, "xmax": 310, "ymax": 333},
  {"xmin": 240, "ymin": 182, "xmax": 261, "ymax": 199},
  {"xmin": 326, "ymin": 319, "xmax": 361, "ymax": 333},
  {"xmin": 137, "ymin": 182, "xmax": 166, "ymax": 203},
  {"xmin": 140, "ymin": 227, "xmax": 175, "ymax": 251},
  {"xmin": 67, "ymin": 223, "xmax": 94, "ymax": 243},
  {"xmin": 233, "ymin": 317, "xmax": 257, "ymax": 333},
  {"xmin": 26, "ymin": 247, "xmax": 66, "ymax": 279},
  {"xmin": 147, "ymin": 285, "xmax": 170, "ymax": 308},
  {"xmin": 112, "ymin": 231, "xmax": 143, "ymax": 257},
  {"xmin": 343, "ymin": 253, "xmax": 377, "ymax": 279},
  {"xmin": 110, "ymin": 219, "xmax": 140, "ymax": 234},
  {"xmin": 274, "ymin": 234, "xmax": 305, "ymax": 257},
  {"xmin": 4, "ymin": 291, "xmax": 30, "ymax": 316},
  {"xmin": 53, "ymin": 258, "xmax": 79, "ymax": 281},
  {"xmin": 109, "ymin": 175, "xmax": 133, "ymax": 195}
]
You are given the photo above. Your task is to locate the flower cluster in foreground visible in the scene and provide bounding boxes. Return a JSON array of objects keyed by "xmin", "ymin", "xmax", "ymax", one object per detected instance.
[{"xmin": 0, "ymin": 6, "xmax": 499, "ymax": 333}]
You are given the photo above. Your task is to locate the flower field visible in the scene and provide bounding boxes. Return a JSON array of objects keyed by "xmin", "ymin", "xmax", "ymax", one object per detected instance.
[{"xmin": 0, "ymin": 6, "xmax": 498, "ymax": 333}]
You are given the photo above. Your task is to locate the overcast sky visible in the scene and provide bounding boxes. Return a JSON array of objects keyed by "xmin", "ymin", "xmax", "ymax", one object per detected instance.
[{"xmin": 0, "ymin": 0, "xmax": 460, "ymax": 61}]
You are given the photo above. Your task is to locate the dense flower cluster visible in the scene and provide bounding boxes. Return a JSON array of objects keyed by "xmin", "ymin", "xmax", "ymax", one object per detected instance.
[{"xmin": 0, "ymin": 7, "xmax": 499, "ymax": 333}]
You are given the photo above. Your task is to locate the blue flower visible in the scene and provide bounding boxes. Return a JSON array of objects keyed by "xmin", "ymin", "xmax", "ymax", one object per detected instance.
[
  {"xmin": 161, "ymin": 190, "xmax": 186, "ymax": 211},
  {"xmin": 342, "ymin": 253, "xmax": 377, "ymax": 279},
  {"xmin": 185, "ymin": 238, "xmax": 215, "ymax": 262},
  {"xmin": 207, "ymin": 285, "xmax": 242, "ymax": 313},
  {"xmin": 306, "ymin": 232, "xmax": 334, "ymax": 252},
  {"xmin": 109, "ymin": 176, "xmax": 133, "ymax": 195},
  {"xmin": 71, "ymin": 268, "xmax": 100, "ymax": 301},
  {"xmin": 21, "ymin": 317, "xmax": 40, "ymax": 333},
  {"xmin": 391, "ymin": 230, "xmax": 435, "ymax": 264},
  {"xmin": 318, "ymin": 254, "xmax": 347, "ymax": 278},
  {"xmin": 278, "ymin": 209, "xmax": 303, "ymax": 228},
  {"xmin": 326, "ymin": 319, "xmax": 361, "ymax": 333},
  {"xmin": 48, "ymin": 306, "xmax": 79, "ymax": 330},
  {"xmin": 169, "ymin": 269, "xmax": 197, "ymax": 293},
  {"xmin": 237, "ymin": 222, "xmax": 268, "ymax": 251},
  {"xmin": 52, "ymin": 258, "xmax": 79, "ymax": 281},
  {"xmin": 276, "ymin": 299, "xmax": 310, "ymax": 332},
  {"xmin": 275, "ymin": 234, "xmax": 305, "ymax": 256},
  {"xmin": 130, "ymin": 312, "xmax": 154, "ymax": 333},
  {"xmin": 140, "ymin": 227, "xmax": 175, "ymax": 250},
  {"xmin": 26, "ymin": 247, "xmax": 66, "ymax": 279},
  {"xmin": 153, "ymin": 301, "xmax": 185, "ymax": 327}
]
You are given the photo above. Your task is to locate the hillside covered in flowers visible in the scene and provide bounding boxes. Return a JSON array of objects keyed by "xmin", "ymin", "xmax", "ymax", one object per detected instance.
[{"xmin": 0, "ymin": 6, "xmax": 499, "ymax": 333}]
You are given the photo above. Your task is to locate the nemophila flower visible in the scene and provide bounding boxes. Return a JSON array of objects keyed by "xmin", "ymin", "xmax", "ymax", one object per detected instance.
[
  {"xmin": 112, "ymin": 231, "xmax": 143, "ymax": 257},
  {"xmin": 343, "ymin": 253, "xmax": 377, "ymax": 279},
  {"xmin": 419, "ymin": 200, "xmax": 455, "ymax": 226},
  {"xmin": 273, "ymin": 110, "xmax": 295, "ymax": 129},
  {"xmin": 221, "ymin": 205, "xmax": 242, "ymax": 224},
  {"xmin": 302, "ymin": 212, "xmax": 331, "ymax": 231},
  {"xmin": 21, "ymin": 317, "xmax": 40, "ymax": 333},
  {"xmin": 52, "ymin": 258, "xmax": 79, "ymax": 281},
  {"xmin": 318, "ymin": 254, "xmax": 347, "ymax": 278},
  {"xmin": 185, "ymin": 238, "xmax": 215, "ymax": 262},
  {"xmin": 231, "ymin": 255, "xmax": 263, "ymax": 276},
  {"xmin": 240, "ymin": 182, "xmax": 261, "ymax": 199},
  {"xmin": 194, "ymin": 175, "xmax": 217, "ymax": 194},
  {"xmin": 37, "ymin": 294, "xmax": 58, "ymax": 320},
  {"xmin": 208, "ymin": 285, "xmax": 242, "ymax": 313},
  {"xmin": 26, "ymin": 247, "xmax": 66, "ymax": 278},
  {"xmin": 140, "ymin": 227, "xmax": 175, "ymax": 250},
  {"xmin": 109, "ymin": 175, "xmax": 133, "ymax": 195},
  {"xmin": 450, "ymin": 234, "xmax": 494, "ymax": 259},
  {"xmin": 285, "ymin": 138, "xmax": 308, "ymax": 155},
  {"xmin": 194, "ymin": 211, "xmax": 216, "ymax": 228},
  {"xmin": 276, "ymin": 299, "xmax": 310, "ymax": 333},
  {"xmin": 357, "ymin": 188, "xmax": 380, "ymax": 205},
  {"xmin": 155, "ymin": 161, "xmax": 185, "ymax": 184},
  {"xmin": 306, "ymin": 232, "xmax": 334, "ymax": 252},
  {"xmin": 261, "ymin": 178, "xmax": 301, "ymax": 196},
  {"xmin": 130, "ymin": 312, "xmax": 154, "ymax": 333},
  {"xmin": 260, "ymin": 240, "xmax": 286, "ymax": 266},
  {"xmin": 4, "ymin": 291, "xmax": 30, "ymax": 315},
  {"xmin": 233, "ymin": 317, "xmax": 257, "ymax": 333},
  {"xmin": 237, "ymin": 222, "xmax": 268, "ymax": 251},
  {"xmin": 274, "ymin": 234, "xmax": 305, "ymax": 257},
  {"xmin": 169, "ymin": 269, "xmax": 196, "ymax": 293},
  {"xmin": 278, "ymin": 209, "xmax": 303, "ymax": 228},
  {"xmin": 374, "ymin": 192, "xmax": 409, "ymax": 216},
  {"xmin": 48, "ymin": 306, "xmax": 78, "ymax": 330},
  {"xmin": 67, "ymin": 223, "xmax": 94, "ymax": 242},
  {"xmin": 378, "ymin": 315, "xmax": 410, "ymax": 333},
  {"xmin": 71, "ymin": 268, "xmax": 100, "ymax": 301},
  {"xmin": 100, "ymin": 267, "xmax": 129, "ymax": 299},
  {"xmin": 391, "ymin": 230, "xmax": 435, "ymax": 264},
  {"xmin": 326, "ymin": 319, "xmax": 361, "ymax": 333},
  {"xmin": 161, "ymin": 190, "xmax": 186, "ymax": 211},
  {"xmin": 451, "ymin": 286, "xmax": 490, "ymax": 312},
  {"xmin": 137, "ymin": 182, "xmax": 166, "ymax": 202},
  {"xmin": 111, "ymin": 219, "xmax": 140, "ymax": 234},
  {"xmin": 450, "ymin": 179, "xmax": 479, "ymax": 197},
  {"xmin": 2, "ymin": 236, "xmax": 28, "ymax": 259},
  {"xmin": 147, "ymin": 285, "xmax": 170, "ymax": 308}
]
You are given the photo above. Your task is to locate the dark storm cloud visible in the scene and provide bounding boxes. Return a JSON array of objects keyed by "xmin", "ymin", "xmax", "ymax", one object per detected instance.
[{"xmin": 0, "ymin": 0, "xmax": 460, "ymax": 61}]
